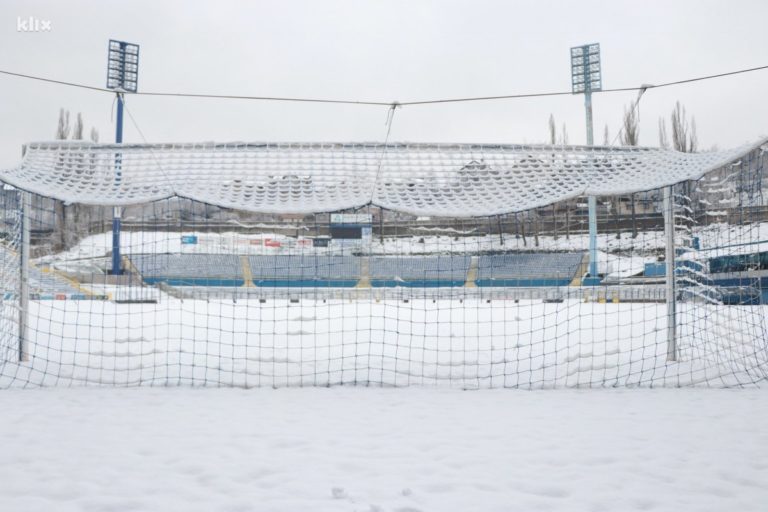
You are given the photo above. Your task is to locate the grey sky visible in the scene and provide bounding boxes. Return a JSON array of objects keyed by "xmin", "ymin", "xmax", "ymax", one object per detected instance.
[{"xmin": 1, "ymin": 0, "xmax": 767, "ymax": 168}]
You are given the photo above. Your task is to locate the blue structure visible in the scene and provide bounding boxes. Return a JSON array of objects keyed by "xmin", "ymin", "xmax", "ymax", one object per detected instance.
[
  {"xmin": 643, "ymin": 260, "xmax": 701, "ymax": 277},
  {"xmin": 370, "ymin": 256, "xmax": 470, "ymax": 287},
  {"xmin": 707, "ymin": 251, "xmax": 768, "ymax": 304},
  {"xmin": 571, "ymin": 43, "xmax": 602, "ymax": 286},
  {"xmin": 132, "ymin": 254, "xmax": 245, "ymax": 287},
  {"xmin": 644, "ymin": 251, "xmax": 768, "ymax": 305},
  {"xmin": 476, "ymin": 253, "xmax": 583, "ymax": 287},
  {"xmin": 106, "ymin": 39, "xmax": 140, "ymax": 275},
  {"xmin": 249, "ymin": 255, "xmax": 360, "ymax": 288},
  {"xmin": 130, "ymin": 252, "xmax": 586, "ymax": 289}
]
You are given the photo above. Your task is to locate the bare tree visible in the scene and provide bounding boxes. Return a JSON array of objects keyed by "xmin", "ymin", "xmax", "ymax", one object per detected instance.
[
  {"xmin": 53, "ymin": 109, "xmax": 94, "ymax": 250},
  {"xmin": 671, "ymin": 102, "xmax": 687, "ymax": 152},
  {"xmin": 617, "ymin": 105, "xmax": 641, "ymax": 238},
  {"xmin": 669, "ymin": 101, "xmax": 698, "ymax": 243},
  {"xmin": 551, "ymin": 203, "xmax": 558, "ymax": 240},
  {"xmin": 689, "ymin": 118, "xmax": 698, "ymax": 153},
  {"xmin": 560, "ymin": 123, "xmax": 569, "ymax": 145},
  {"xmin": 55, "ymin": 108, "xmax": 70, "ymax": 140},
  {"xmin": 90, "ymin": 127, "xmax": 100, "ymax": 143},
  {"xmin": 603, "ymin": 124, "xmax": 609, "ymax": 146},
  {"xmin": 658, "ymin": 117, "xmax": 669, "ymax": 148},
  {"xmin": 670, "ymin": 101, "xmax": 697, "ymax": 153},
  {"xmin": 549, "ymin": 114, "xmax": 568, "ymax": 238},
  {"xmin": 517, "ymin": 212, "xmax": 527, "ymax": 247},
  {"xmin": 620, "ymin": 104, "xmax": 639, "ymax": 146},
  {"xmin": 72, "ymin": 113, "xmax": 84, "ymax": 140},
  {"xmin": 54, "ymin": 109, "xmax": 71, "ymax": 250},
  {"xmin": 548, "ymin": 114, "xmax": 557, "ymax": 144}
]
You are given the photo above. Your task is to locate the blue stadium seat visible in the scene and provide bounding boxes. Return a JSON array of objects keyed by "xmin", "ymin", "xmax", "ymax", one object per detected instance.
[
  {"xmin": 370, "ymin": 256, "xmax": 470, "ymax": 287},
  {"xmin": 248, "ymin": 255, "xmax": 360, "ymax": 287},
  {"xmin": 476, "ymin": 253, "xmax": 583, "ymax": 287},
  {"xmin": 132, "ymin": 254, "xmax": 244, "ymax": 286}
]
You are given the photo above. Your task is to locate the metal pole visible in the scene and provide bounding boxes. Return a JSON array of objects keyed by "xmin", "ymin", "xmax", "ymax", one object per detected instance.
[
  {"xmin": 18, "ymin": 191, "xmax": 30, "ymax": 362},
  {"xmin": 585, "ymin": 90, "xmax": 599, "ymax": 281},
  {"xmin": 584, "ymin": 90, "xmax": 594, "ymax": 144},
  {"xmin": 112, "ymin": 92, "xmax": 124, "ymax": 275},
  {"xmin": 663, "ymin": 185, "xmax": 677, "ymax": 361}
]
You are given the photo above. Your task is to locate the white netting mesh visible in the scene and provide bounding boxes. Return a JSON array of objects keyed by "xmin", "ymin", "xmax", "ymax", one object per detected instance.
[
  {"xmin": 2, "ymin": 140, "xmax": 765, "ymax": 215},
  {"xmin": 0, "ymin": 140, "xmax": 766, "ymax": 389},
  {"xmin": 0, "ymin": 188, "xmax": 20, "ymax": 367}
]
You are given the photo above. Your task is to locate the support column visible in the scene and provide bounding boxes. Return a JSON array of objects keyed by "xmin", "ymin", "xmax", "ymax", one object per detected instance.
[
  {"xmin": 112, "ymin": 206, "xmax": 122, "ymax": 275},
  {"xmin": 584, "ymin": 91, "xmax": 600, "ymax": 285},
  {"xmin": 18, "ymin": 191, "xmax": 30, "ymax": 362},
  {"xmin": 663, "ymin": 186, "xmax": 677, "ymax": 361},
  {"xmin": 112, "ymin": 92, "xmax": 124, "ymax": 275},
  {"xmin": 588, "ymin": 195, "xmax": 598, "ymax": 279}
]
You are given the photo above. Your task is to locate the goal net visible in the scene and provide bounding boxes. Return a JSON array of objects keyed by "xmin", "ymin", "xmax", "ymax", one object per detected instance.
[{"xmin": 0, "ymin": 140, "xmax": 766, "ymax": 388}]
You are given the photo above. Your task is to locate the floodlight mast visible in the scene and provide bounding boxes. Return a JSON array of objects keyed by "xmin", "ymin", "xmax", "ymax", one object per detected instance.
[
  {"xmin": 105, "ymin": 40, "xmax": 140, "ymax": 275},
  {"xmin": 571, "ymin": 43, "xmax": 602, "ymax": 285}
]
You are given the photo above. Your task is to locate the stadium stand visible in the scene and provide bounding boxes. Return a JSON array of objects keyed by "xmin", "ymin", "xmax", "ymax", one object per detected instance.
[
  {"xmin": 0, "ymin": 244, "xmax": 104, "ymax": 299},
  {"xmin": 131, "ymin": 254, "xmax": 245, "ymax": 286},
  {"xmin": 476, "ymin": 253, "xmax": 584, "ymax": 287},
  {"xmin": 248, "ymin": 255, "xmax": 360, "ymax": 287},
  {"xmin": 127, "ymin": 252, "xmax": 588, "ymax": 289},
  {"xmin": 369, "ymin": 256, "xmax": 471, "ymax": 287},
  {"xmin": 28, "ymin": 266, "xmax": 82, "ymax": 297}
]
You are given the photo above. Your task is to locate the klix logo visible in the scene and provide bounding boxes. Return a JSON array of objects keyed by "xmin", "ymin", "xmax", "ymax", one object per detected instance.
[{"xmin": 17, "ymin": 16, "xmax": 52, "ymax": 32}]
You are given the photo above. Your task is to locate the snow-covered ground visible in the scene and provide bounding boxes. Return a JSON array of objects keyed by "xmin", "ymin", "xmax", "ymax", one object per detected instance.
[
  {"xmin": 44, "ymin": 221, "xmax": 768, "ymax": 260},
  {"xmin": 42, "ymin": 229, "xmax": 666, "ymax": 263},
  {"xmin": 41, "ymin": 221, "xmax": 768, "ymax": 283},
  {"xmin": 2, "ymin": 299, "xmax": 766, "ymax": 388},
  {"xmin": 0, "ymin": 387, "xmax": 765, "ymax": 512}
]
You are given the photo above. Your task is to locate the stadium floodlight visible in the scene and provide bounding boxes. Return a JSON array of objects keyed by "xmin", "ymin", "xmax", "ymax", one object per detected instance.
[
  {"xmin": 105, "ymin": 39, "xmax": 140, "ymax": 275},
  {"xmin": 570, "ymin": 43, "xmax": 602, "ymax": 285},
  {"xmin": 106, "ymin": 40, "xmax": 140, "ymax": 93},
  {"xmin": 570, "ymin": 43, "xmax": 601, "ymax": 94}
]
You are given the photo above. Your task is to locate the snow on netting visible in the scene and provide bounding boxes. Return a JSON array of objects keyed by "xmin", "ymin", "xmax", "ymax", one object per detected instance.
[
  {"xmin": 2, "ymin": 140, "xmax": 765, "ymax": 214},
  {"xmin": 0, "ymin": 140, "xmax": 767, "ymax": 388}
]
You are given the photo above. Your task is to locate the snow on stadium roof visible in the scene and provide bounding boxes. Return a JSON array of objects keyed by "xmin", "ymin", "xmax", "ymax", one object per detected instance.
[{"xmin": 2, "ymin": 140, "xmax": 766, "ymax": 216}]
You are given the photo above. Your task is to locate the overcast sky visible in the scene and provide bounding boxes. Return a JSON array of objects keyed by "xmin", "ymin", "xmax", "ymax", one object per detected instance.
[{"xmin": 1, "ymin": 0, "xmax": 767, "ymax": 168}]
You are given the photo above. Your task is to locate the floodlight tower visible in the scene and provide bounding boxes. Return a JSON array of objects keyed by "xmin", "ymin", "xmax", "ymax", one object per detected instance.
[
  {"xmin": 570, "ymin": 43, "xmax": 602, "ymax": 285},
  {"xmin": 106, "ymin": 40, "xmax": 139, "ymax": 275}
]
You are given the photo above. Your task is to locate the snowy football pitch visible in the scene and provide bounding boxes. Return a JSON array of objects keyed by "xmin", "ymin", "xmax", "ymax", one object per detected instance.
[
  {"xmin": 6, "ymin": 298, "xmax": 765, "ymax": 388},
  {"xmin": 0, "ymin": 387, "xmax": 766, "ymax": 512}
]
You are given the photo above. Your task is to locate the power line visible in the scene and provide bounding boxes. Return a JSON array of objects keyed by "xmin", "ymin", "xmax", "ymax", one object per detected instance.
[
  {"xmin": 1, "ymin": 63, "xmax": 767, "ymax": 107},
  {"xmin": 648, "ymin": 64, "xmax": 768, "ymax": 89},
  {"xmin": 0, "ymin": 69, "xmax": 391, "ymax": 106},
  {"xmin": 400, "ymin": 64, "xmax": 768, "ymax": 105},
  {"xmin": 121, "ymin": 98, "xmax": 176, "ymax": 192},
  {"xmin": 371, "ymin": 103, "xmax": 400, "ymax": 202},
  {"xmin": 602, "ymin": 62, "xmax": 764, "ymax": 147},
  {"xmin": 137, "ymin": 91, "xmax": 392, "ymax": 106},
  {"xmin": 0, "ymin": 69, "xmax": 110, "ymax": 93}
]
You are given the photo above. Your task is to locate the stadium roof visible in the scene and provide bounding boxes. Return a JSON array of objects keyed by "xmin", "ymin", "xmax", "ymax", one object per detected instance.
[{"xmin": 1, "ymin": 139, "xmax": 766, "ymax": 216}]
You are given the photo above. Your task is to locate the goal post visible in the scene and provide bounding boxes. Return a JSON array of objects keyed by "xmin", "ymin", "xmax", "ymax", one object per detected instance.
[
  {"xmin": 664, "ymin": 185, "xmax": 677, "ymax": 362},
  {"xmin": 0, "ymin": 140, "xmax": 766, "ymax": 388},
  {"xmin": 18, "ymin": 191, "xmax": 30, "ymax": 362}
]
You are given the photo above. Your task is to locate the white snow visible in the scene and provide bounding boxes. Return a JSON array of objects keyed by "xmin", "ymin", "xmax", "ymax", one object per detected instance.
[
  {"xmin": 10, "ymin": 139, "xmax": 763, "ymax": 216},
  {"xmin": 46, "ymin": 229, "xmax": 665, "ymax": 262},
  {"xmin": 599, "ymin": 251, "xmax": 655, "ymax": 279},
  {"xmin": 3, "ymin": 299, "xmax": 766, "ymax": 388},
  {"xmin": 42, "ymin": 221, "xmax": 768, "ymax": 264},
  {"xmin": 0, "ymin": 387, "xmax": 765, "ymax": 512}
]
